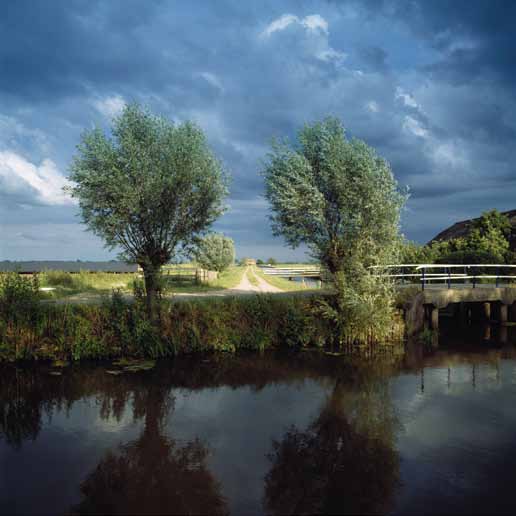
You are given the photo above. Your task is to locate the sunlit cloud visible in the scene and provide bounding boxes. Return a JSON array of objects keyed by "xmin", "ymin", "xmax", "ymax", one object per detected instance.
[
  {"xmin": 92, "ymin": 94, "xmax": 126, "ymax": 119},
  {"xmin": 0, "ymin": 150, "xmax": 73, "ymax": 206}
]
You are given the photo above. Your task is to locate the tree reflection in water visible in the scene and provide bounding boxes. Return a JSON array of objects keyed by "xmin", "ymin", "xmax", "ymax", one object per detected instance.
[
  {"xmin": 72, "ymin": 433, "xmax": 227, "ymax": 515},
  {"xmin": 0, "ymin": 352, "xmax": 404, "ymax": 515},
  {"xmin": 0, "ymin": 366, "xmax": 227, "ymax": 515},
  {"xmin": 71, "ymin": 378, "xmax": 228, "ymax": 515},
  {"xmin": 264, "ymin": 367, "xmax": 400, "ymax": 515}
]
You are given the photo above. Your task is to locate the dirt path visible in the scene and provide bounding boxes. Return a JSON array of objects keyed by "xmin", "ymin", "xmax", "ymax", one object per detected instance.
[
  {"xmin": 246, "ymin": 267, "xmax": 283, "ymax": 293},
  {"xmin": 229, "ymin": 266, "xmax": 260, "ymax": 292},
  {"xmin": 176, "ymin": 267, "xmax": 283, "ymax": 296}
]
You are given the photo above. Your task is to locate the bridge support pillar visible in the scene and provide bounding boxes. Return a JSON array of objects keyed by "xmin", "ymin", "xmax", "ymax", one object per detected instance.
[
  {"xmin": 431, "ymin": 306, "xmax": 439, "ymax": 331},
  {"xmin": 500, "ymin": 304, "xmax": 508, "ymax": 324},
  {"xmin": 500, "ymin": 325, "xmax": 508, "ymax": 345},
  {"xmin": 458, "ymin": 302, "xmax": 470, "ymax": 323},
  {"xmin": 510, "ymin": 302, "xmax": 516, "ymax": 322},
  {"xmin": 483, "ymin": 302, "xmax": 491, "ymax": 321}
]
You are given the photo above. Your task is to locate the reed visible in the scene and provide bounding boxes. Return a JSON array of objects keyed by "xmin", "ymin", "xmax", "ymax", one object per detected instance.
[{"xmin": 0, "ymin": 271, "xmax": 405, "ymax": 362}]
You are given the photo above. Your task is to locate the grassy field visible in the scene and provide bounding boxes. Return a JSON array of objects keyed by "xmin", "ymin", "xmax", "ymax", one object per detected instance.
[
  {"xmin": 18, "ymin": 263, "xmax": 323, "ymax": 301},
  {"xmin": 40, "ymin": 270, "xmax": 136, "ymax": 298},
  {"xmin": 37, "ymin": 265, "xmax": 247, "ymax": 299},
  {"xmin": 162, "ymin": 264, "xmax": 245, "ymax": 292},
  {"xmin": 209, "ymin": 265, "xmax": 246, "ymax": 289},
  {"xmin": 253, "ymin": 266, "xmax": 321, "ymax": 292}
]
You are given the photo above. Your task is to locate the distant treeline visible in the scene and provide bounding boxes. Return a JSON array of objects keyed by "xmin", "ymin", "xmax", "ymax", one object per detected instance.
[{"xmin": 401, "ymin": 209, "xmax": 516, "ymax": 265}]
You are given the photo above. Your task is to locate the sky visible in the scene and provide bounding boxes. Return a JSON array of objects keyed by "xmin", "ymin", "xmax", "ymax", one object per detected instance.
[{"xmin": 1, "ymin": 0, "xmax": 515, "ymax": 261}]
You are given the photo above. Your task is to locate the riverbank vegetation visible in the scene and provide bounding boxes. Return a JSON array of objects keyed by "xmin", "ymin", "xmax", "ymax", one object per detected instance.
[{"xmin": 0, "ymin": 271, "xmax": 403, "ymax": 362}]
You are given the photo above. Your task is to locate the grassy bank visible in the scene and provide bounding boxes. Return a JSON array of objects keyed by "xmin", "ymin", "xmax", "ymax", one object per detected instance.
[
  {"xmin": 0, "ymin": 294, "xmax": 332, "ymax": 361},
  {"xmin": 0, "ymin": 272, "xmax": 404, "ymax": 362}
]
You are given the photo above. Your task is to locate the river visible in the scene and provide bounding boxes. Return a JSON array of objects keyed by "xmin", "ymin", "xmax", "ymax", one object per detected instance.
[{"xmin": 1, "ymin": 322, "xmax": 516, "ymax": 514}]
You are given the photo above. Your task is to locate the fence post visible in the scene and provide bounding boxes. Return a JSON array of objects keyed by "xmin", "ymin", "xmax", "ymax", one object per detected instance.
[
  {"xmin": 421, "ymin": 267, "xmax": 425, "ymax": 291},
  {"xmin": 447, "ymin": 267, "xmax": 451, "ymax": 289}
]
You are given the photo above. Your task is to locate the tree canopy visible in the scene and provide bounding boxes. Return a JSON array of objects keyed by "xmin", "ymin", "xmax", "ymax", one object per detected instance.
[
  {"xmin": 68, "ymin": 103, "xmax": 228, "ymax": 310},
  {"xmin": 193, "ymin": 233, "xmax": 235, "ymax": 272},
  {"xmin": 262, "ymin": 118, "xmax": 406, "ymax": 274},
  {"xmin": 399, "ymin": 209, "xmax": 513, "ymax": 264}
]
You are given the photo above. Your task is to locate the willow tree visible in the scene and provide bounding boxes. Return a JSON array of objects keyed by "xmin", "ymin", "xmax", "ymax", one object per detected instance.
[
  {"xmin": 68, "ymin": 104, "xmax": 228, "ymax": 313},
  {"xmin": 193, "ymin": 233, "xmax": 235, "ymax": 273},
  {"xmin": 262, "ymin": 118, "xmax": 406, "ymax": 275}
]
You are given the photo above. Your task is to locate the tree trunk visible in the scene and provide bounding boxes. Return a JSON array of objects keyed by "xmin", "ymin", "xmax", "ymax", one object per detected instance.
[{"xmin": 142, "ymin": 264, "xmax": 161, "ymax": 318}]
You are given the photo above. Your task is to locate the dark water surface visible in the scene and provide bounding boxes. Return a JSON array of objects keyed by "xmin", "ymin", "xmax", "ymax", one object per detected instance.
[{"xmin": 1, "ymin": 323, "xmax": 516, "ymax": 515}]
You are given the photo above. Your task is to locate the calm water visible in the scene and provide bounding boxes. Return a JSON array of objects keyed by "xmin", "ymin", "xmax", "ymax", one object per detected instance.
[{"xmin": 1, "ymin": 323, "xmax": 516, "ymax": 515}]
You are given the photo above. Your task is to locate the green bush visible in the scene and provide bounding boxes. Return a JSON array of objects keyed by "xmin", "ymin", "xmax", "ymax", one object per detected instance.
[
  {"xmin": 43, "ymin": 270, "xmax": 81, "ymax": 289},
  {"xmin": 0, "ymin": 272, "xmax": 41, "ymax": 325},
  {"xmin": 316, "ymin": 269, "xmax": 402, "ymax": 346}
]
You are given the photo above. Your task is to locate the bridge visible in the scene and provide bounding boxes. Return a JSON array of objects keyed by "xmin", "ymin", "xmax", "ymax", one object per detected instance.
[
  {"xmin": 258, "ymin": 265, "xmax": 323, "ymax": 280},
  {"xmin": 375, "ymin": 264, "xmax": 516, "ymax": 335},
  {"xmin": 258, "ymin": 263, "xmax": 516, "ymax": 334},
  {"xmin": 261, "ymin": 263, "xmax": 516, "ymax": 286}
]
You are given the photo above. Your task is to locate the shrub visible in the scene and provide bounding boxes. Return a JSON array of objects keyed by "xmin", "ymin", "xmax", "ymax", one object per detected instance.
[
  {"xmin": 43, "ymin": 270, "xmax": 81, "ymax": 289},
  {"xmin": 0, "ymin": 272, "xmax": 41, "ymax": 325},
  {"xmin": 316, "ymin": 269, "xmax": 402, "ymax": 346}
]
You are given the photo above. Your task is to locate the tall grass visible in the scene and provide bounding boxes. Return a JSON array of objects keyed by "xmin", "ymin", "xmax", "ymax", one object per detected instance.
[
  {"xmin": 211, "ymin": 265, "xmax": 246, "ymax": 289},
  {"xmin": 40, "ymin": 270, "xmax": 135, "ymax": 295},
  {"xmin": 0, "ymin": 292, "xmax": 336, "ymax": 361},
  {"xmin": 316, "ymin": 270, "xmax": 403, "ymax": 346},
  {"xmin": 0, "ymin": 271, "xmax": 405, "ymax": 362}
]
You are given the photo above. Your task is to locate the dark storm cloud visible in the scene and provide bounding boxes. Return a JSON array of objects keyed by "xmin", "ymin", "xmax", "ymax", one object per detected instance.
[
  {"xmin": 0, "ymin": 0, "xmax": 167, "ymax": 100},
  {"xmin": 389, "ymin": 0, "xmax": 516, "ymax": 84},
  {"xmin": 0, "ymin": 0, "xmax": 515, "ymax": 259},
  {"xmin": 357, "ymin": 46, "xmax": 389, "ymax": 73}
]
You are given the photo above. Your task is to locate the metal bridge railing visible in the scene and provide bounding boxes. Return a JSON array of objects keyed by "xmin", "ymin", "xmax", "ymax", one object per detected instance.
[{"xmin": 370, "ymin": 264, "xmax": 516, "ymax": 291}]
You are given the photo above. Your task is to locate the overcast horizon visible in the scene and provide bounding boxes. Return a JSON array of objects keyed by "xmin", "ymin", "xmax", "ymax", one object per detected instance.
[{"xmin": 1, "ymin": 1, "xmax": 515, "ymax": 261}]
